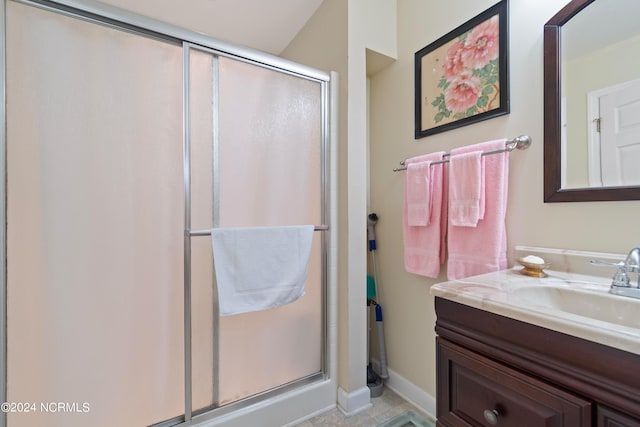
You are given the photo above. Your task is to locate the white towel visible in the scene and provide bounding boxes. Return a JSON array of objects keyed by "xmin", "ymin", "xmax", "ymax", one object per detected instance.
[{"xmin": 211, "ymin": 225, "xmax": 314, "ymax": 316}]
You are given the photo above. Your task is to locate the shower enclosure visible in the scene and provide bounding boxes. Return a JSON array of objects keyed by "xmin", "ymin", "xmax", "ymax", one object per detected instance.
[{"xmin": 1, "ymin": 1, "xmax": 336, "ymax": 426}]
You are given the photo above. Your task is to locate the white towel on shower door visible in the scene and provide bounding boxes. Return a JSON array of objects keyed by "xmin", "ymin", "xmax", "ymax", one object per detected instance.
[{"xmin": 211, "ymin": 225, "xmax": 314, "ymax": 316}]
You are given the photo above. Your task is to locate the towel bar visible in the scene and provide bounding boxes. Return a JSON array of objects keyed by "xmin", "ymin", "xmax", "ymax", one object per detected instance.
[
  {"xmin": 393, "ymin": 135, "xmax": 531, "ymax": 172},
  {"xmin": 188, "ymin": 225, "xmax": 329, "ymax": 236}
]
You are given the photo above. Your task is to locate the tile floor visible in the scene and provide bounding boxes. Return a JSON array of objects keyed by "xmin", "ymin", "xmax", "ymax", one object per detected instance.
[{"xmin": 293, "ymin": 387, "xmax": 435, "ymax": 426}]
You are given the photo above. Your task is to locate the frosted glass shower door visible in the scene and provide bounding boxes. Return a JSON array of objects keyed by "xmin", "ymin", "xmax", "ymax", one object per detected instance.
[
  {"xmin": 186, "ymin": 48, "xmax": 325, "ymax": 412},
  {"xmin": 215, "ymin": 57, "xmax": 324, "ymax": 405},
  {"xmin": 6, "ymin": 3, "xmax": 184, "ymax": 427}
]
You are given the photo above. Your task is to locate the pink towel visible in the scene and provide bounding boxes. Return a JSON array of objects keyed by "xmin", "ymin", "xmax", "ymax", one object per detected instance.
[
  {"xmin": 406, "ymin": 160, "xmax": 432, "ymax": 226},
  {"xmin": 403, "ymin": 152, "xmax": 447, "ymax": 278},
  {"xmin": 449, "ymin": 151, "xmax": 483, "ymax": 227},
  {"xmin": 447, "ymin": 139, "xmax": 508, "ymax": 280}
]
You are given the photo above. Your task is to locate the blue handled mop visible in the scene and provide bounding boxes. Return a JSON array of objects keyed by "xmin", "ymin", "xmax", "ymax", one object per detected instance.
[
  {"xmin": 366, "ymin": 276, "xmax": 379, "ymax": 385},
  {"xmin": 368, "ymin": 213, "xmax": 388, "ymax": 381}
]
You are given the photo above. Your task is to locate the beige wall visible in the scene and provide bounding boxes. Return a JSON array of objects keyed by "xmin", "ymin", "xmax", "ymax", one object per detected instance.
[{"xmin": 366, "ymin": 0, "xmax": 640, "ymax": 400}]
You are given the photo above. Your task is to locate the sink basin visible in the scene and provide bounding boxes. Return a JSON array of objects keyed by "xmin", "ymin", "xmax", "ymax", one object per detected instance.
[
  {"xmin": 510, "ymin": 285, "xmax": 640, "ymax": 329},
  {"xmin": 430, "ymin": 248, "xmax": 640, "ymax": 356}
]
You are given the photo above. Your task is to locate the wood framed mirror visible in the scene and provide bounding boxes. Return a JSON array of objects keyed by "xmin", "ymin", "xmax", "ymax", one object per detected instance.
[{"xmin": 544, "ymin": 0, "xmax": 640, "ymax": 202}]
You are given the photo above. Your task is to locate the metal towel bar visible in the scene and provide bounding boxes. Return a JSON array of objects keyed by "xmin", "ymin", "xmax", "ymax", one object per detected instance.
[
  {"xmin": 393, "ymin": 135, "xmax": 531, "ymax": 172},
  {"xmin": 188, "ymin": 225, "xmax": 329, "ymax": 236}
]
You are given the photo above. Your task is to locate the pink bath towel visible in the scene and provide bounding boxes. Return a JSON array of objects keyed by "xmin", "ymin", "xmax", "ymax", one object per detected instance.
[
  {"xmin": 403, "ymin": 152, "xmax": 447, "ymax": 278},
  {"xmin": 449, "ymin": 151, "xmax": 483, "ymax": 227},
  {"xmin": 406, "ymin": 160, "xmax": 432, "ymax": 226},
  {"xmin": 447, "ymin": 139, "xmax": 508, "ymax": 280}
]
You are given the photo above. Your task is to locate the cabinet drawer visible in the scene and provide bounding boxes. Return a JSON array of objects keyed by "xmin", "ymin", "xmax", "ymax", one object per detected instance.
[
  {"xmin": 598, "ymin": 406, "xmax": 640, "ymax": 427},
  {"xmin": 437, "ymin": 338, "xmax": 591, "ymax": 427}
]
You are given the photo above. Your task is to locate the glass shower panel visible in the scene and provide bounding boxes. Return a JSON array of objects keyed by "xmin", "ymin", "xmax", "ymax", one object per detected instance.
[
  {"xmin": 6, "ymin": 3, "xmax": 184, "ymax": 426},
  {"xmin": 216, "ymin": 57, "xmax": 323, "ymax": 405}
]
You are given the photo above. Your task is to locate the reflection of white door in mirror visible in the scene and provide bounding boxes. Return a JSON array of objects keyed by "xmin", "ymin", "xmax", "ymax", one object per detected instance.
[
  {"xmin": 560, "ymin": 0, "xmax": 640, "ymax": 190},
  {"xmin": 587, "ymin": 79, "xmax": 640, "ymax": 187}
]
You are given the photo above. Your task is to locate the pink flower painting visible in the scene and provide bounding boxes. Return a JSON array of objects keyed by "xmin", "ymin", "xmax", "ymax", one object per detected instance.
[
  {"xmin": 442, "ymin": 41, "xmax": 466, "ymax": 80},
  {"xmin": 460, "ymin": 16, "xmax": 499, "ymax": 70},
  {"xmin": 416, "ymin": 1, "xmax": 508, "ymax": 138},
  {"xmin": 444, "ymin": 72, "xmax": 481, "ymax": 113},
  {"xmin": 431, "ymin": 15, "xmax": 501, "ymax": 124}
]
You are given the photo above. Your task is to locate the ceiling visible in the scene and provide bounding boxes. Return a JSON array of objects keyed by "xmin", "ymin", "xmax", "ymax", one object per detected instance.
[{"xmin": 100, "ymin": 0, "xmax": 325, "ymax": 55}]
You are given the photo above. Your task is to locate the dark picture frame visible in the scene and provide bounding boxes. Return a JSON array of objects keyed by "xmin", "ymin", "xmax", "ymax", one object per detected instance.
[{"xmin": 415, "ymin": 0, "xmax": 509, "ymax": 139}]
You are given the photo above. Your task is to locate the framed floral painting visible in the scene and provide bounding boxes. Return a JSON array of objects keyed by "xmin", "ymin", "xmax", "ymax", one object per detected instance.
[{"xmin": 415, "ymin": 0, "xmax": 509, "ymax": 139}]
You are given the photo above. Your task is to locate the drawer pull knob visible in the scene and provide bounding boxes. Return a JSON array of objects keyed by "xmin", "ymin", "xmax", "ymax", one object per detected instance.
[{"xmin": 483, "ymin": 409, "xmax": 499, "ymax": 425}]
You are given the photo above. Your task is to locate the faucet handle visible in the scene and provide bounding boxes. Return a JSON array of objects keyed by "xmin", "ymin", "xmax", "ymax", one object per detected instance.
[
  {"xmin": 625, "ymin": 248, "xmax": 640, "ymax": 273},
  {"xmin": 590, "ymin": 260, "xmax": 631, "ymax": 288}
]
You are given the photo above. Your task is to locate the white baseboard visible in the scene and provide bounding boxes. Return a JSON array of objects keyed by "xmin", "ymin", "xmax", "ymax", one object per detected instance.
[
  {"xmin": 371, "ymin": 360, "xmax": 437, "ymax": 421},
  {"xmin": 337, "ymin": 385, "xmax": 372, "ymax": 416}
]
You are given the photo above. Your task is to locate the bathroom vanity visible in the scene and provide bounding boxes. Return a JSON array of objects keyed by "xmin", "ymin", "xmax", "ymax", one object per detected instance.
[{"xmin": 431, "ymin": 250, "xmax": 640, "ymax": 427}]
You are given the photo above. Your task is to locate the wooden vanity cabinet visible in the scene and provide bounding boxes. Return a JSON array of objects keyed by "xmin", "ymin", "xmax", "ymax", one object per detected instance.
[
  {"xmin": 435, "ymin": 297, "xmax": 640, "ymax": 427},
  {"xmin": 438, "ymin": 338, "xmax": 591, "ymax": 426},
  {"xmin": 598, "ymin": 406, "xmax": 640, "ymax": 427}
]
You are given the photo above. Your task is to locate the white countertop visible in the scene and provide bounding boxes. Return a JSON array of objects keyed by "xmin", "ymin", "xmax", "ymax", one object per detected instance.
[{"xmin": 430, "ymin": 266, "xmax": 640, "ymax": 356}]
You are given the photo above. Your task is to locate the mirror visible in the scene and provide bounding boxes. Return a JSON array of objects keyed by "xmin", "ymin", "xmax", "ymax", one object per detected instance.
[{"xmin": 544, "ymin": 0, "xmax": 640, "ymax": 202}]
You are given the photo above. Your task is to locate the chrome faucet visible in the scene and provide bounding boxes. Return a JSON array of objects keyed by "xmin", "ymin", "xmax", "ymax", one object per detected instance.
[{"xmin": 591, "ymin": 247, "xmax": 640, "ymax": 299}]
